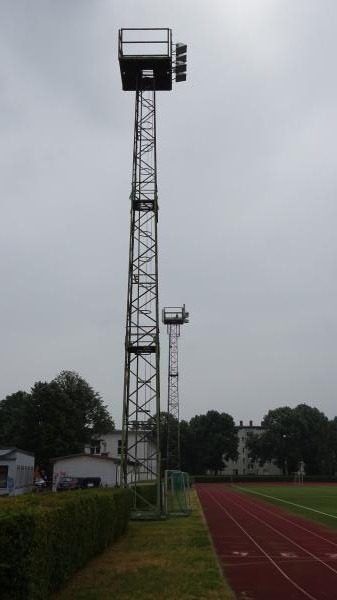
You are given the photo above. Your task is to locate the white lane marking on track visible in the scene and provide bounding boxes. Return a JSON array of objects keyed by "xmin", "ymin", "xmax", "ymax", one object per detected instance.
[
  {"xmin": 232, "ymin": 487, "xmax": 337, "ymax": 549},
  {"xmin": 236, "ymin": 487, "xmax": 337, "ymax": 520},
  {"xmin": 232, "ymin": 551, "xmax": 248, "ymax": 556},
  {"xmin": 228, "ymin": 559, "xmax": 325, "ymax": 568},
  {"xmin": 281, "ymin": 552, "xmax": 298, "ymax": 558},
  {"xmin": 223, "ymin": 493, "xmax": 337, "ymax": 577},
  {"xmin": 326, "ymin": 553, "xmax": 337, "ymax": 559},
  {"xmin": 203, "ymin": 489, "xmax": 318, "ymax": 600}
]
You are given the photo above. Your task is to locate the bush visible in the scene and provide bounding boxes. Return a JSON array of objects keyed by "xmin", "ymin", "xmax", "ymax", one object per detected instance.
[
  {"xmin": 194, "ymin": 475, "xmax": 292, "ymax": 483},
  {"xmin": 0, "ymin": 488, "xmax": 132, "ymax": 599},
  {"xmin": 193, "ymin": 474, "xmax": 337, "ymax": 484}
]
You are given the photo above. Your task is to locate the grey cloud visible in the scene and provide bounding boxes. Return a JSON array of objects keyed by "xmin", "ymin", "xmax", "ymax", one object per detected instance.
[{"xmin": 1, "ymin": 0, "xmax": 336, "ymax": 427}]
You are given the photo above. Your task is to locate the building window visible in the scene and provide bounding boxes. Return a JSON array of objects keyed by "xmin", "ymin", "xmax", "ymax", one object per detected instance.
[
  {"xmin": 24, "ymin": 466, "xmax": 29, "ymax": 485},
  {"xmin": 16, "ymin": 466, "xmax": 24, "ymax": 488},
  {"xmin": 90, "ymin": 443, "xmax": 100, "ymax": 455},
  {"xmin": 0, "ymin": 465, "xmax": 8, "ymax": 488},
  {"xmin": 118, "ymin": 440, "xmax": 122, "ymax": 455},
  {"xmin": 28, "ymin": 466, "xmax": 33, "ymax": 485}
]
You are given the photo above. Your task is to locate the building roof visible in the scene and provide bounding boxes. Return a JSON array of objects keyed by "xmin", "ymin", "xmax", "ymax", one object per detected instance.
[
  {"xmin": 99, "ymin": 429, "xmax": 153, "ymax": 437},
  {"xmin": 235, "ymin": 425, "xmax": 263, "ymax": 431},
  {"xmin": 51, "ymin": 453, "xmax": 118, "ymax": 464},
  {"xmin": 0, "ymin": 447, "xmax": 35, "ymax": 458}
]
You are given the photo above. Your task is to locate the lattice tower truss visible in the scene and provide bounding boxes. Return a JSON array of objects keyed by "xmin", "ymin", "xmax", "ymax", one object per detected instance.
[
  {"xmin": 121, "ymin": 82, "xmax": 161, "ymax": 514},
  {"xmin": 167, "ymin": 323, "xmax": 181, "ymax": 469},
  {"xmin": 119, "ymin": 28, "xmax": 187, "ymax": 517}
]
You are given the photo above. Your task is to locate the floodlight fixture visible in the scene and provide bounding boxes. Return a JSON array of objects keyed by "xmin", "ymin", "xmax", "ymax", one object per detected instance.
[
  {"xmin": 176, "ymin": 43, "xmax": 187, "ymax": 56},
  {"xmin": 175, "ymin": 64, "xmax": 187, "ymax": 75},
  {"xmin": 174, "ymin": 42, "xmax": 187, "ymax": 83}
]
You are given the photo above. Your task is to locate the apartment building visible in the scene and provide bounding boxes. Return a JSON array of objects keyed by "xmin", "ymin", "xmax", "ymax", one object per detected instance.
[{"xmin": 223, "ymin": 420, "xmax": 282, "ymax": 476}]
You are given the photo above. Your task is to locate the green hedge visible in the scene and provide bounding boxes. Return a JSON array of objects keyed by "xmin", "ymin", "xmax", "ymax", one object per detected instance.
[
  {"xmin": 194, "ymin": 475, "xmax": 291, "ymax": 483},
  {"xmin": 0, "ymin": 488, "xmax": 132, "ymax": 599},
  {"xmin": 194, "ymin": 475, "xmax": 337, "ymax": 484}
]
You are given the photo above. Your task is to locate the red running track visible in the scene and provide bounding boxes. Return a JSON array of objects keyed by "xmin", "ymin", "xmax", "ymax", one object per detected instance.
[{"xmin": 197, "ymin": 484, "xmax": 337, "ymax": 600}]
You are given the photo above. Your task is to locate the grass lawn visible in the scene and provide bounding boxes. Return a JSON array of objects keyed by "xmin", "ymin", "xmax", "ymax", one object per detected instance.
[
  {"xmin": 235, "ymin": 484, "xmax": 337, "ymax": 530},
  {"xmin": 54, "ymin": 488, "xmax": 234, "ymax": 600}
]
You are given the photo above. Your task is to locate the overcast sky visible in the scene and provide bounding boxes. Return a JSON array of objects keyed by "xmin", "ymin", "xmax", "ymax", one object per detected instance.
[{"xmin": 1, "ymin": 0, "xmax": 336, "ymax": 427}]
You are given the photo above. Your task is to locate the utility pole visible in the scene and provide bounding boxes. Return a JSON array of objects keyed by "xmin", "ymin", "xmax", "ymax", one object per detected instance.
[{"xmin": 118, "ymin": 29, "xmax": 187, "ymax": 517}]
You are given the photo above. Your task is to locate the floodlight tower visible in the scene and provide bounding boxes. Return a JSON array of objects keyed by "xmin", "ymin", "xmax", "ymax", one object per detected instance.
[
  {"xmin": 162, "ymin": 305, "xmax": 189, "ymax": 470},
  {"xmin": 118, "ymin": 29, "xmax": 187, "ymax": 517}
]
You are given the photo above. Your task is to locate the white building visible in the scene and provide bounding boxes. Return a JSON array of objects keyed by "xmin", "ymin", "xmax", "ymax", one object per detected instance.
[
  {"xmin": 223, "ymin": 421, "xmax": 282, "ymax": 476},
  {"xmin": 87, "ymin": 430, "xmax": 157, "ymax": 482},
  {"xmin": 0, "ymin": 448, "xmax": 34, "ymax": 496},
  {"xmin": 52, "ymin": 454, "xmax": 118, "ymax": 489},
  {"xmin": 52, "ymin": 430, "xmax": 157, "ymax": 489}
]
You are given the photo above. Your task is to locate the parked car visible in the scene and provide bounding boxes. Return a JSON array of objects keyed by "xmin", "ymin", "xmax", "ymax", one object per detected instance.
[
  {"xmin": 56, "ymin": 477, "xmax": 80, "ymax": 491},
  {"xmin": 78, "ymin": 477, "xmax": 101, "ymax": 489},
  {"xmin": 33, "ymin": 478, "xmax": 47, "ymax": 490}
]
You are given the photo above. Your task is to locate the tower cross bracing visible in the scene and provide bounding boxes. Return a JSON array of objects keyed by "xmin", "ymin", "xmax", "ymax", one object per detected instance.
[
  {"xmin": 118, "ymin": 28, "xmax": 187, "ymax": 517},
  {"xmin": 122, "ymin": 82, "xmax": 161, "ymax": 512}
]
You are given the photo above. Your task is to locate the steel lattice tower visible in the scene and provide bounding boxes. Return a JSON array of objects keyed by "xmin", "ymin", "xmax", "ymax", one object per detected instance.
[
  {"xmin": 162, "ymin": 306, "xmax": 189, "ymax": 470},
  {"xmin": 118, "ymin": 29, "xmax": 187, "ymax": 517}
]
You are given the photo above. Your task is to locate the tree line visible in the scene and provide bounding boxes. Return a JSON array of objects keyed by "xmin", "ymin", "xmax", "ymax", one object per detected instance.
[
  {"xmin": 0, "ymin": 373, "xmax": 239, "ymax": 476},
  {"xmin": 158, "ymin": 405, "xmax": 337, "ymax": 477},
  {"xmin": 155, "ymin": 410, "xmax": 239, "ymax": 474},
  {"xmin": 247, "ymin": 404, "xmax": 337, "ymax": 476},
  {"xmin": 1, "ymin": 372, "xmax": 336, "ymax": 477}
]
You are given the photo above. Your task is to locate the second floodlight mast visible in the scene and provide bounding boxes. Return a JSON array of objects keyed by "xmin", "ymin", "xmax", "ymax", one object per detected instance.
[
  {"xmin": 119, "ymin": 29, "xmax": 187, "ymax": 517},
  {"xmin": 162, "ymin": 306, "xmax": 189, "ymax": 470}
]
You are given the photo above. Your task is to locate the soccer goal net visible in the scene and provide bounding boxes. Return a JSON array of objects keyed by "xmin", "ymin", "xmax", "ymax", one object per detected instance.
[{"xmin": 164, "ymin": 470, "xmax": 191, "ymax": 516}]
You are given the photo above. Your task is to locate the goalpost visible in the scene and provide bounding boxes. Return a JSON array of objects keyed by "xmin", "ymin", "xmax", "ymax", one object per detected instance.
[
  {"xmin": 164, "ymin": 470, "xmax": 191, "ymax": 516},
  {"xmin": 293, "ymin": 461, "xmax": 305, "ymax": 484}
]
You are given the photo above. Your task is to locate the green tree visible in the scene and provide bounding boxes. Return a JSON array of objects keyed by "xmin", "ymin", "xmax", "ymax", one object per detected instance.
[
  {"xmin": 147, "ymin": 411, "xmax": 238, "ymax": 475},
  {"xmin": 0, "ymin": 371, "xmax": 114, "ymax": 474},
  {"xmin": 247, "ymin": 406, "xmax": 299, "ymax": 474},
  {"xmin": 293, "ymin": 404, "xmax": 330, "ymax": 475},
  {"xmin": 52, "ymin": 370, "xmax": 114, "ymax": 439},
  {"xmin": 247, "ymin": 404, "xmax": 330, "ymax": 475},
  {"xmin": 0, "ymin": 391, "xmax": 31, "ymax": 448},
  {"xmin": 327, "ymin": 417, "xmax": 337, "ymax": 475},
  {"xmin": 180, "ymin": 419, "xmax": 194, "ymax": 473},
  {"xmin": 24, "ymin": 381, "xmax": 75, "ymax": 469},
  {"xmin": 147, "ymin": 411, "xmax": 179, "ymax": 473},
  {"xmin": 188, "ymin": 411, "xmax": 238, "ymax": 474}
]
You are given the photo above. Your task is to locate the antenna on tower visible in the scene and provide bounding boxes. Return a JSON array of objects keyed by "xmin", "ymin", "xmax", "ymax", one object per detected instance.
[{"xmin": 118, "ymin": 29, "xmax": 187, "ymax": 519}]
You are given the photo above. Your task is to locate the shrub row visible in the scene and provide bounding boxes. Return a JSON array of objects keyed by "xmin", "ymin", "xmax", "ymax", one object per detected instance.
[
  {"xmin": 0, "ymin": 488, "xmax": 132, "ymax": 599},
  {"xmin": 194, "ymin": 475, "xmax": 290, "ymax": 483},
  {"xmin": 193, "ymin": 474, "xmax": 337, "ymax": 484}
]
